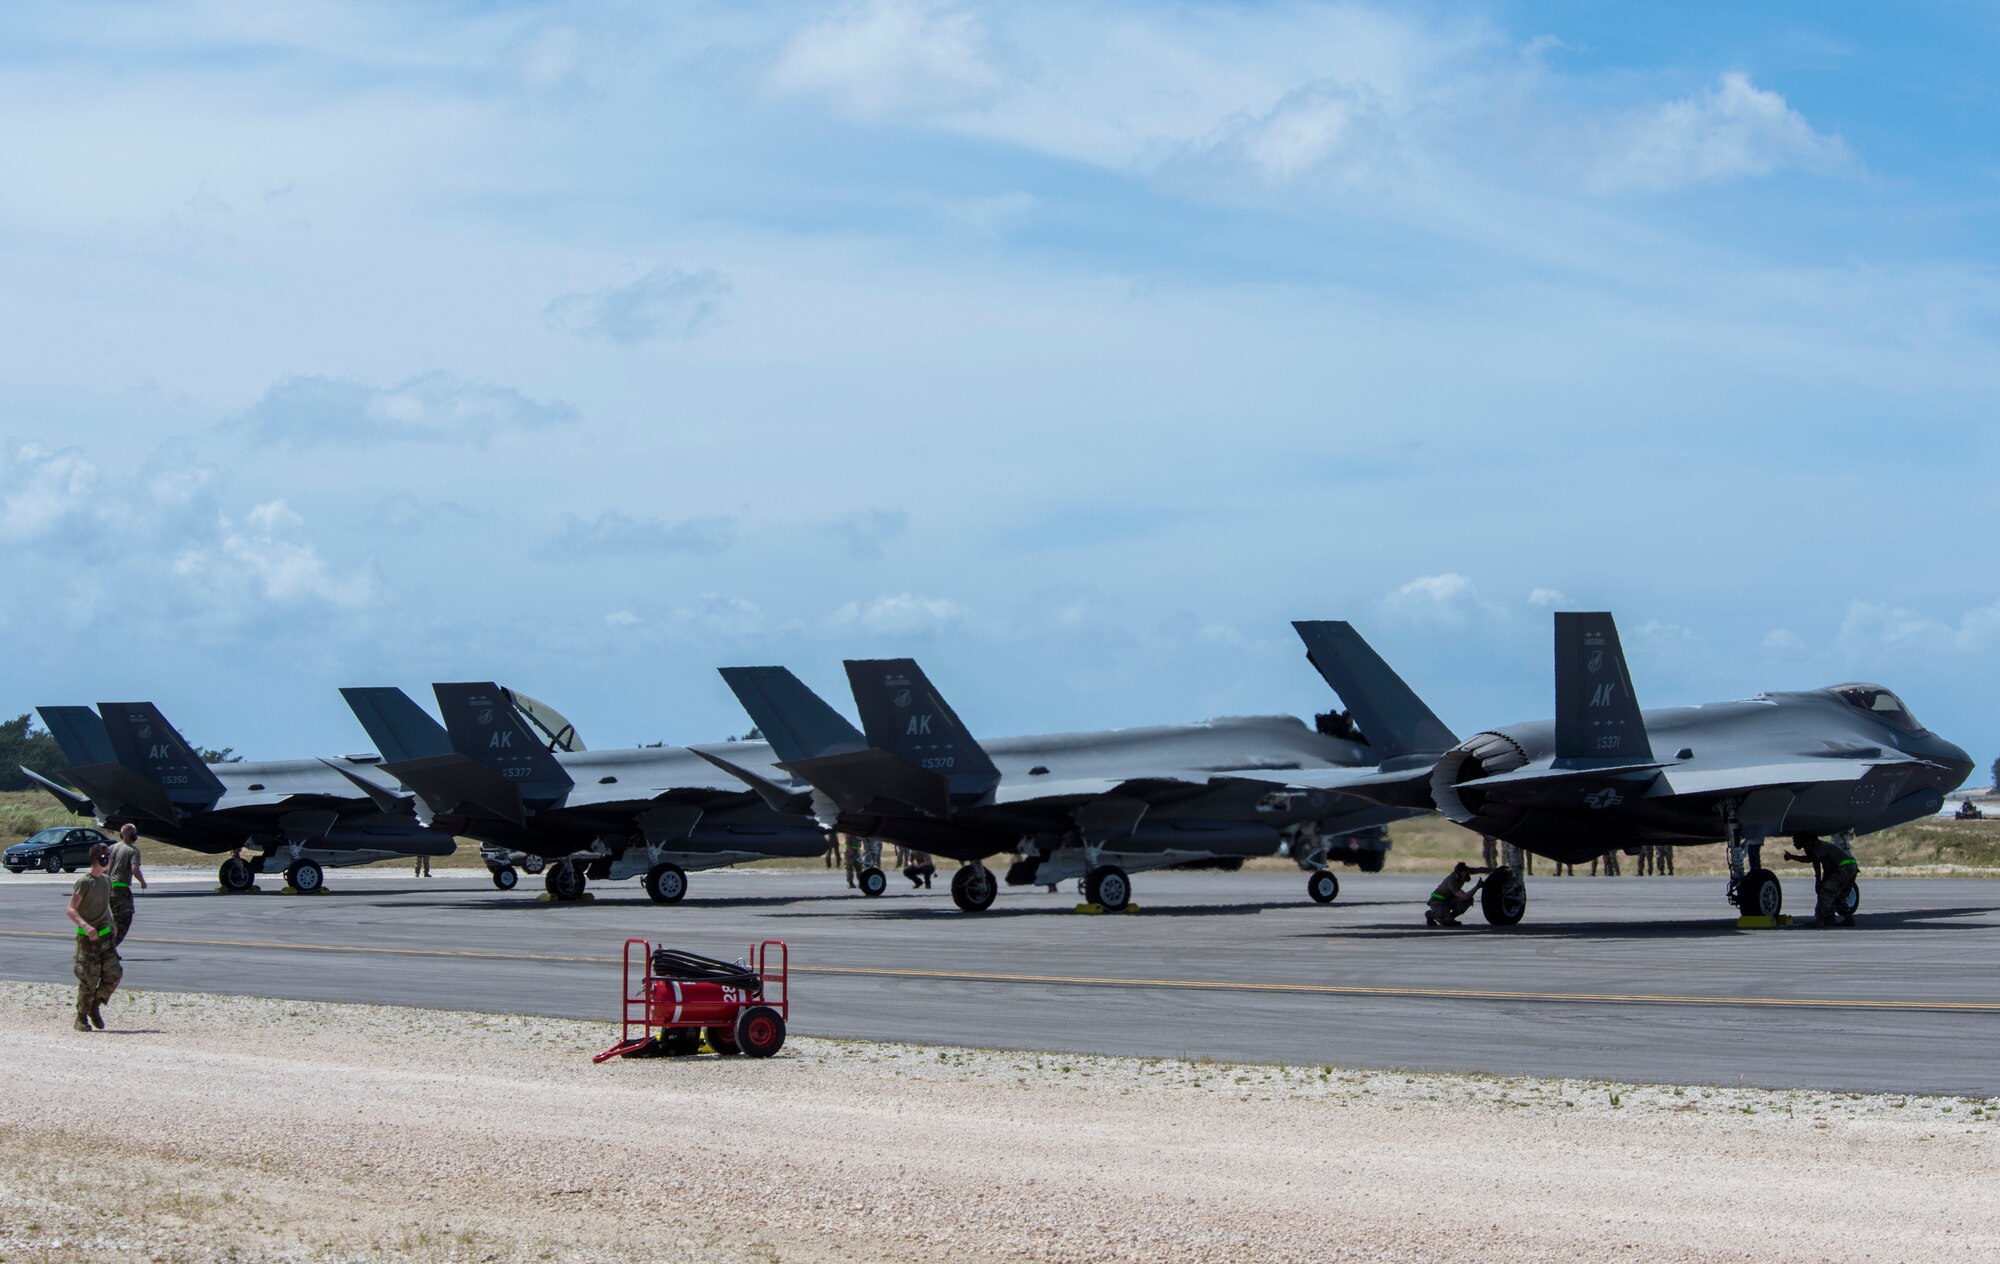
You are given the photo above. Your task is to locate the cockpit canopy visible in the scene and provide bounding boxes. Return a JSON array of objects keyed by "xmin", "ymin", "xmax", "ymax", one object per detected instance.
[
  {"xmin": 1831, "ymin": 684, "xmax": 1926, "ymax": 734},
  {"xmin": 503, "ymin": 687, "xmax": 586, "ymax": 752}
]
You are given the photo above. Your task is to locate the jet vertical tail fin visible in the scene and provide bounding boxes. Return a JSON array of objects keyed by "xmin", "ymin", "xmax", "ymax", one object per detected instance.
[
  {"xmin": 341, "ymin": 687, "xmax": 454, "ymax": 763},
  {"xmin": 1291, "ymin": 621, "xmax": 1459, "ymax": 759},
  {"xmin": 432, "ymin": 682, "xmax": 575, "ymax": 802},
  {"xmin": 35, "ymin": 705, "xmax": 118, "ymax": 768},
  {"xmin": 96, "ymin": 702, "xmax": 228, "ymax": 807},
  {"xmin": 717, "ymin": 667, "xmax": 866, "ymax": 763},
  {"xmin": 1554, "ymin": 612, "xmax": 1654, "ymax": 765},
  {"xmin": 842, "ymin": 658, "xmax": 1001, "ymax": 798}
]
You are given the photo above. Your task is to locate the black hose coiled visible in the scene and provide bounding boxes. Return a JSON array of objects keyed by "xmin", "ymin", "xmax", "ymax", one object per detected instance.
[{"xmin": 648, "ymin": 948, "xmax": 762, "ymax": 996}]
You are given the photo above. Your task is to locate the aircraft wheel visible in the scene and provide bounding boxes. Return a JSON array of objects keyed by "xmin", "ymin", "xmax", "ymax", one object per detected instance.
[
  {"xmin": 491, "ymin": 865, "xmax": 519, "ymax": 891},
  {"xmin": 544, "ymin": 864, "xmax": 586, "ymax": 902},
  {"xmin": 520, "ymin": 853, "xmax": 546, "ymax": 875},
  {"xmin": 950, "ymin": 864, "xmax": 997, "ymax": 912},
  {"xmin": 644, "ymin": 862, "xmax": 688, "ymax": 905},
  {"xmin": 734, "ymin": 1006, "xmax": 787, "ymax": 1058},
  {"xmin": 1307, "ymin": 868, "xmax": 1340, "ymax": 905},
  {"xmin": 1839, "ymin": 882, "xmax": 1860, "ymax": 918},
  {"xmin": 705, "ymin": 1025, "xmax": 742, "ymax": 1055},
  {"xmin": 43, "ymin": 852, "xmax": 62, "ymax": 874},
  {"xmin": 218, "ymin": 857, "xmax": 255, "ymax": 892},
  {"xmin": 1084, "ymin": 865, "xmax": 1131, "ymax": 912},
  {"xmin": 857, "ymin": 866, "xmax": 888, "ymax": 898},
  {"xmin": 1741, "ymin": 868, "xmax": 1782, "ymax": 919},
  {"xmin": 287, "ymin": 859, "xmax": 324, "ymax": 893},
  {"xmin": 1480, "ymin": 867, "xmax": 1526, "ymax": 926}
]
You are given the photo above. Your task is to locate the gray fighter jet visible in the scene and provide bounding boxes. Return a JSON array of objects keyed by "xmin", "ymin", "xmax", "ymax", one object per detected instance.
[
  {"xmin": 1304, "ymin": 613, "xmax": 1976, "ymax": 924},
  {"xmin": 710, "ymin": 658, "xmax": 1421, "ymax": 913},
  {"xmin": 342, "ymin": 683, "xmax": 827, "ymax": 902},
  {"xmin": 26, "ymin": 702, "xmax": 454, "ymax": 892}
]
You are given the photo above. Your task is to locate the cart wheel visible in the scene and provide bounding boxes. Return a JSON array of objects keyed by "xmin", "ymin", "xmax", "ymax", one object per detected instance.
[
  {"xmin": 491, "ymin": 865, "xmax": 519, "ymax": 891},
  {"xmin": 544, "ymin": 863, "xmax": 586, "ymax": 901},
  {"xmin": 644, "ymin": 862, "xmax": 688, "ymax": 905},
  {"xmin": 734, "ymin": 1006, "xmax": 787, "ymax": 1058},
  {"xmin": 705, "ymin": 1025, "xmax": 741, "ymax": 1055},
  {"xmin": 857, "ymin": 866, "xmax": 888, "ymax": 898},
  {"xmin": 1083, "ymin": 865, "xmax": 1130, "ymax": 912},
  {"xmin": 950, "ymin": 863, "xmax": 997, "ymax": 912},
  {"xmin": 218, "ymin": 856, "xmax": 255, "ymax": 892},
  {"xmin": 287, "ymin": 858, "xmax": 324, "ymax": 893},
  {"xmin": 1307, "ymin": 868, "xmax": 1340, "ymax": 905}
]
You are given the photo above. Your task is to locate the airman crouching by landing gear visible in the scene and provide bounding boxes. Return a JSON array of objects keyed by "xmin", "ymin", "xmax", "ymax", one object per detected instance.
[
  {"xmin": 1424, "ymin": 863, "xmax": 1491, "ymax": 927},
  {"xmin": 1784, "ymin": 834, "xmax": 1859, "ymax": 927}
]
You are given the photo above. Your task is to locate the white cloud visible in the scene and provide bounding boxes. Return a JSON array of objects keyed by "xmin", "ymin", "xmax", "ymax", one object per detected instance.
[
  {"xmin": 1583, "ymin": 72, "xmax": 1851, "ymax": 195},
  {"xmin": 1379, "ymin": 573, "xmax": 1498, "ymax": 629},
  {"xmin": 544, "ymin": 265, "xmax": 729, "ymax": 344},
  {"xmin": 1836, "ymin": 599, "xmax": 2000, "ymax": 658},
  {"xmin": 1760, "ymin": 628, "xmax": 1806, "ymax": 654},
  {"xmin": 235, "ymin": 373, "xmax": 577, "ymax": 449},
  {"xmin": 672, "ymin": 593, "xmax": 768, "ymax": 639},
  {"xmin": 822, "ymin": 592, "xmax": 966, "ymax": 636},
  {"xmin": 605, "ymin": 609, "xmax": 640, "ymax": 629},
  {"xmin": 0, "ymin": 442, "xmax": 101, "ymax": 541},
  {"xmin": 1528, "ymin": 587, "xmax": 1568, "ymax": 608},
  {"xmin": 770, "ymin": 0, "xmax": 1001, "ymax": 119},
  {"xmin": 1178, "ymin": 80, "xmax": 1401, "ymax": 186}
]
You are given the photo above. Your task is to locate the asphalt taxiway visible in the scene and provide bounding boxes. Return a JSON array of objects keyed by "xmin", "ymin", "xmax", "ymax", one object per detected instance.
[{"xmin": 3, "ymin": 867, "xmax": 1995, "ymax": 1095}]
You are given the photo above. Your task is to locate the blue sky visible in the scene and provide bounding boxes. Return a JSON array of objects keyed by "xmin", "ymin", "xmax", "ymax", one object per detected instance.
[{"xmin": 1, "ymin": 1, "xmax": 1995, "ymax": 767}]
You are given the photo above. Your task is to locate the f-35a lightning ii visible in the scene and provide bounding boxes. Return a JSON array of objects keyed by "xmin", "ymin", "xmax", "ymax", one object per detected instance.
[
  {"xmin": 342, "ymin": 683, "xmax": 827, "ymax": 902},
  {"xmin": 27, "ymin": 702, "xmax": 454, "ymax": 892},
  {"xmin": 1305, "ymin": 613, "xmax": 1976, "ymax": 925},
  {"xmin": 711, "ymin": 657, "xmax": 1423, "ymax": 913}
]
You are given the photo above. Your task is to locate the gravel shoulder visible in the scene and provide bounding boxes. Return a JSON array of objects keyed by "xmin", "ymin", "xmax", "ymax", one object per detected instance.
[{"xmin": 3, "ymin": 981, "xmax": 1997, "ymax": 1263}]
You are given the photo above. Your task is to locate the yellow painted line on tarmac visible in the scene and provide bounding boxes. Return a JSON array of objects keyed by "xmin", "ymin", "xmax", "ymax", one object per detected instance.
[{"xmin": 2, "ymin": 928, "xmax": 1997, "ymax": 1014}]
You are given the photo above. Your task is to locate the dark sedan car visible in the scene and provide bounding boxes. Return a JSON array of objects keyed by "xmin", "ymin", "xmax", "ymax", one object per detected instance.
[{"xmin": 4, "ymin": 826, "xmax": 113, "ymax": 874}]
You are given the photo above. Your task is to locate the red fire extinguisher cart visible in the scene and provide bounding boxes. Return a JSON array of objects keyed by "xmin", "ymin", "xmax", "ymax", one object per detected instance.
[{"xmin": 594, "ymin": 939, "xmax": 789, "ymax": 1061}]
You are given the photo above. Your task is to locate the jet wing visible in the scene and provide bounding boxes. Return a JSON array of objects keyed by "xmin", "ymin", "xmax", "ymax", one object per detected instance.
[
  {"xmin": 777, "ymin": 748, "xmax": 950, "ymax": 818},
  {"xmin": 319, "ymin": 759, "xmax": 413, "ymax": 814},
  {"xmin": 688, "ymin": 746, "xmax": 815, "ymax": 815},
  {"xmin": 1218, "ymin": 764, "xmax": 1439, "ymax": 809},
  {"xmin": 380, "ymin": 753, "xmax": 527, "ymax": 826},
  {"xmin": 52, "ymin": 762, "xmax": 181, "ymax": 824},
  {"xmin": 19, "ymin": 765, "xmax": 95, "ymax": 816},
  {"xmin": 1660, "ymin": 758, "xmax": 1921, "ymax": 797},
  {"xmin": 987, "ymin": 775, "xmax": 1202, "ymax": 806}
]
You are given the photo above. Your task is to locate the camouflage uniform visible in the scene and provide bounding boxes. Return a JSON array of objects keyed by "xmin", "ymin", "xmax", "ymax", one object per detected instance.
[
  {"xmin": 107, "ymin": 839, "xmax": 141, "ymax": 945},
  {"xmin": 841, "ymin": 833, "xmax": 864, "ymax": 888},
  {"xmin": 1657, "ymin": 846, "xmax": 1675, "ymax": 875},
  {"xmin": 1809, "ymin": 838, "xmax": 1858, "ymax": 926},
  {"xmin": 70, "ymin": 873, "xmax": 122, "ymax": 1029}
]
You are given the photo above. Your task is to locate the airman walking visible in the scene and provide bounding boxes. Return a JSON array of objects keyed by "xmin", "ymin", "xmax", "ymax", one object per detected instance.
[
  {"xmin": 66, "ymin": 843, "xmax": 123, "ymax": 1031},
  {"xmin": 106, "ymin": 824, "xmax": 146, "ymax": 945}
]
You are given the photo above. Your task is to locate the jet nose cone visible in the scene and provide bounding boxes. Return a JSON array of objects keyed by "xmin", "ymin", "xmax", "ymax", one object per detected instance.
[{"xmin": 1933, "ymin": 738, "xmax": 1976, "ymax": 789}]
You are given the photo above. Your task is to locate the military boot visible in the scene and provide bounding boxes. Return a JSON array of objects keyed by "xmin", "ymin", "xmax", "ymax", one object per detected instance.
[
  {"xmin": 73, "ymin": 1013, "xmax": 91, "ymax": 1032},
  {"xmin": 88, "ymin": 1002, "xmax": 105, "ymax": 1030}
]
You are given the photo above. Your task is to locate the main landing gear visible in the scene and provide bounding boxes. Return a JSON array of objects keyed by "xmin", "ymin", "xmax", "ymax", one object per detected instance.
[
  {"xmin": 284, "ymin": 858, "xmax": 324, "ymax": 894},
  {"xmin": 545, "ymin": 862, "xmax": 588, "ymax": 902},
  {"xmin": 491, "ymin": 865, "xmax": 519, "ymax": 891},
  {"xmin": 1307, "ymin": 868, "xmax": 1341, "ymax": 905},
  {"xmin": 218, "ymin": 856, "xmax": 256, "ymax": 892},
  {"xmin": 950, "ymin": 863, "xmax": 997, "ymax": 912},
  {"xmin": 644, "ymin": 861, "xmax": 688, "ymax": 905},
  {"xmin": 1480, "ymin": 866, "xmax": 1526, "ymax": 926},
  {"xmin": 1083, "ymin": 865, "xmax": 1131, "ymax": 913},
  {"xmin": 856, "ymin": 867, "xmax": 888, "ymax": 898}
]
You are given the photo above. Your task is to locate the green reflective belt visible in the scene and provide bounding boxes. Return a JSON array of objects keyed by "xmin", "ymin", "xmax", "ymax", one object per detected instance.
[
  {"xmin": 75, "ymin": 926, "xmax": 111, "ymax": 938},
  {"xmin": 110, "ymin": 881, "xmax": 130, "ymax": 888},
  {"xmin": 1838, "ymin": 858, "xmax": 1858, "ymax": 868}
]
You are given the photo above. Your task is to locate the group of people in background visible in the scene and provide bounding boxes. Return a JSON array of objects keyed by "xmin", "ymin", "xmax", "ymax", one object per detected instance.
[
  {"xmin": 825, "ymin": 835, "xmax": 934, "ymax": 889},
  {"xmin": 1484, "ymin": 835, "xmax": 1677, "ymax": 876}
]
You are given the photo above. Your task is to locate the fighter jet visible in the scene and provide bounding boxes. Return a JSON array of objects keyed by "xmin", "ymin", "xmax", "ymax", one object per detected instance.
[
  {"xmin": 342, "ymin": 683, "xmax": 827, "ymax": 902},
  {"xmin": 710, "ymin": 658, "xmax": 1423, "ymax": 913},
  {"xmin": 1305, "ymin": 613, "xmax": 1976, "ymax": 924},
  {"xmin": 27, "ymin": 702, "xmax": 454, "ymax": 892}
]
